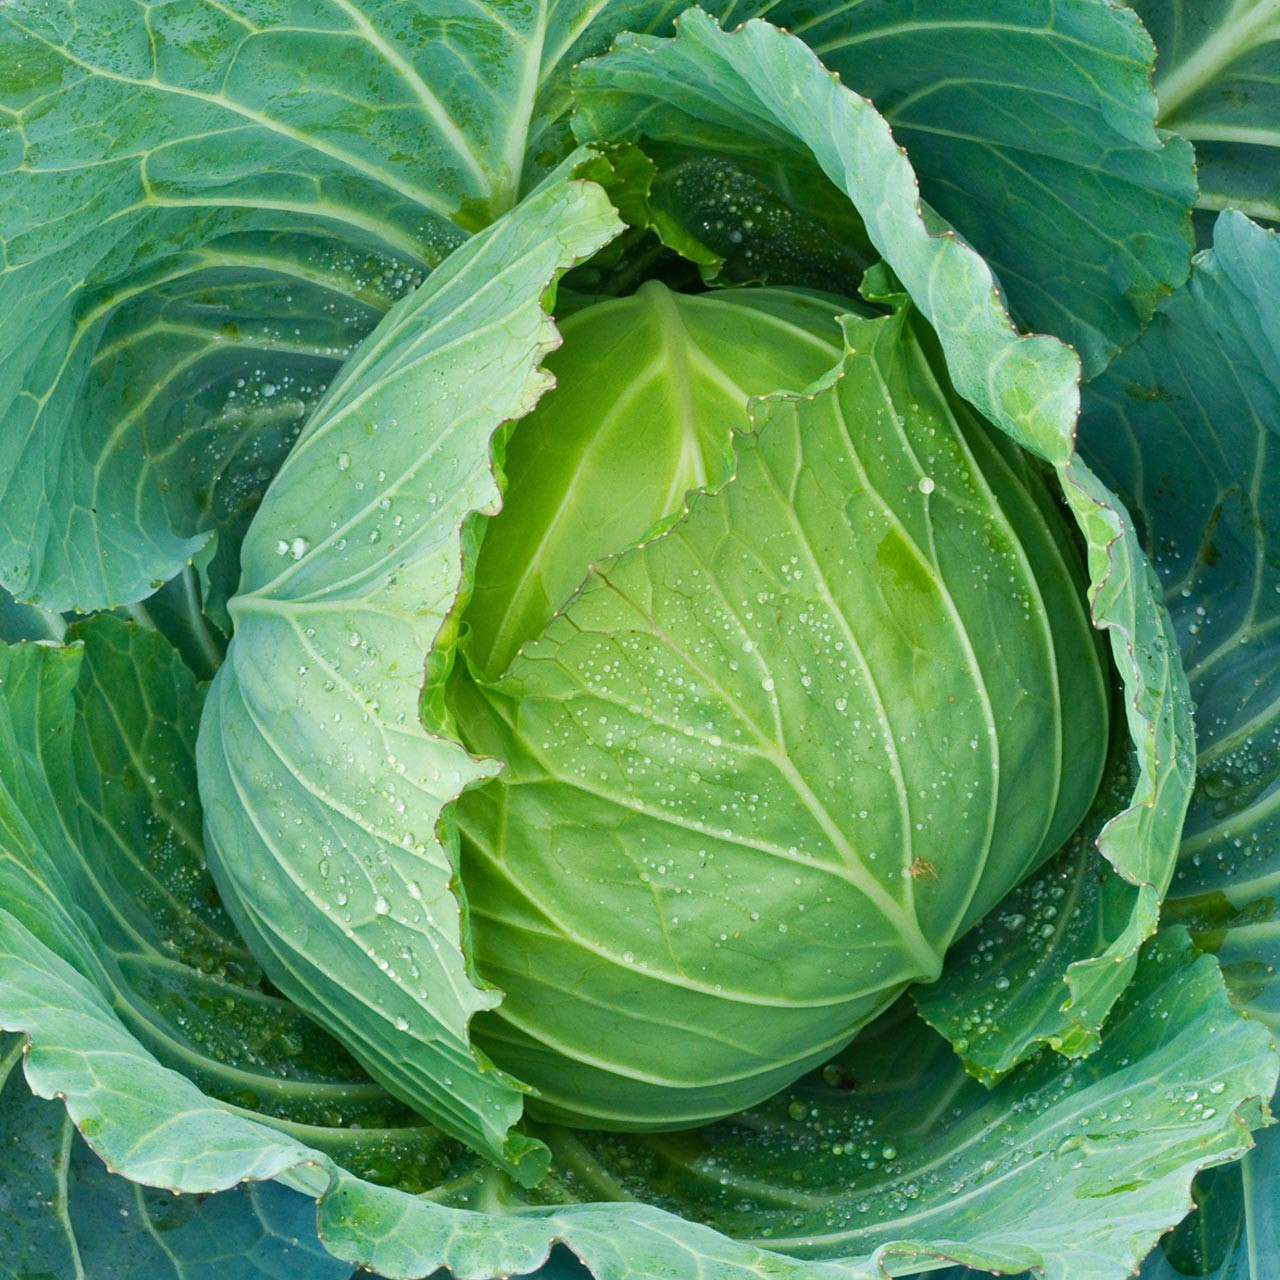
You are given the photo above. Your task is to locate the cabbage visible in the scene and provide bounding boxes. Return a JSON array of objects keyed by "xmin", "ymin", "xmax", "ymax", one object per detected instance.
[{"xmin": 0, "ymin": 4, "xmax": 1277, "ymax": 1279}]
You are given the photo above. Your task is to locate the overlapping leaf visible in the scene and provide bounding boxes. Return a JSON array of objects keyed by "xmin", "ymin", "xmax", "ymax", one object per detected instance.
[
  {"xmin": 198, "ymin": 173, "xmax": 621, "ymax": 1180},
  {"xmin": 743, "ymin": 0, "xmax": 1196, "ymax": 376},
  {"xmin": 532, "ymin": 932, "xmax": 1276, "ymax": 1280},
  {"xmin": 0, "ymin": 7, "xmax": 1269, "ymax": 1280},
  {"xmin": 575, "ymin": 0, "xmax": 1194, "ymax": 1095},
  {"xmin": 1078, "ymin": 211, "xmax": 1280, "ymax": 1280},
  {"xmin": 0, "ymin": 1038, "xmax": 351, "ymax": 1280},
  {"xmin": 3, "ymin": 904, "xmax": 1272, "ymax": 1280},
  {"xmin": 1135, "ymin": 0, "xmax": 1280, "ymax": 234},
  {"xmin": 0, "ymin": 610, "xmax": 462, "ymax": 1155},
  {"xmin": 0, "ymin": 0, "xmax": 683, "ymax": 613}
]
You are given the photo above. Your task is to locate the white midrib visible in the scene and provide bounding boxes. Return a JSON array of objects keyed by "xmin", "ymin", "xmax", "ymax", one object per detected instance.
[
  {"xmin": 496, "ymin": 0, "xmax": 549, "ymax": 211},
  {"xmin": 1156, "ymin": 0, "xmax": 1280, "ymax": 119}
]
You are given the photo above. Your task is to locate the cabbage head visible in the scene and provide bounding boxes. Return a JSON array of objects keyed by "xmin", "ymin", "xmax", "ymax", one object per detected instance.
[{"xmin": 450, "ymin": 280, "xmax": 1109, "ymax": 1128}]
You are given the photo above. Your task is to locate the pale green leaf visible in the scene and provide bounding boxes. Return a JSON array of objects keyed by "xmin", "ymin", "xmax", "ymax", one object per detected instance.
[
  {"xmin": 198, "ymin": 173, "xmax": 622, "ymax": 1181},
  {"xmin": 464, "ymin": 281, "xmax": 849, "ymax": 677},
  {"xmin": 574, "ymin": 2, "xmax": 1194, "ymax": 1084},
  {"xmin": 452, "ymin": 303, "xmax": 1109, "ymax": 1127}
]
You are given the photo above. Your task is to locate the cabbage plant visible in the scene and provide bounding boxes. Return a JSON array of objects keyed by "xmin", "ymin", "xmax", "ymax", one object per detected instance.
[{"xmin": 0, "ymin": 3, "xmax": 1278, "ymax": 1280}]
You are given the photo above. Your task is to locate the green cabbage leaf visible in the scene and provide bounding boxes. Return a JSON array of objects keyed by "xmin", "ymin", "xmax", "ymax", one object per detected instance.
[{"xmin": 0, "ymin": 4, "xmax": 1276, "ymax": 1280}]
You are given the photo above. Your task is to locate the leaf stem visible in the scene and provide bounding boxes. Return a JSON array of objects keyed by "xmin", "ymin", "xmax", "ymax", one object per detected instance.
[{"xmin": 1155, "ymin": 0, "xmax": 1280, "ymax": 119}]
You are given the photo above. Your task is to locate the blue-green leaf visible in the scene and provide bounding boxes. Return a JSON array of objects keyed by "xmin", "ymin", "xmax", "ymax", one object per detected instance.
[
  {"xmin": 0, "ymin": 1039, "xmax": 352, "ymax": 1280},
  {"xmin": 750, "ymin": 0, "xmax": 1196, "ymax": 376},
  {"xmin": 0, "ymin": 613, "xmax": 464, "ymax": 1215},
  {"xmin": 5, "ymin": 912, "xmax": 1274, "ymax": 1280},
  {"xmin": 1078, "ymin": 209, "xmax": 1280, "ymax": 1280},
  {"xmin": 529, "ymin": 930, "xmax": 1277, "ymax": 1280},
  {"xmin": 1134, "ymin": 0, "xmax": 1280, "ymax": 231},
  {"xmin": 0, "ymin": 0, "xmax": 681, "ymax": 614}
]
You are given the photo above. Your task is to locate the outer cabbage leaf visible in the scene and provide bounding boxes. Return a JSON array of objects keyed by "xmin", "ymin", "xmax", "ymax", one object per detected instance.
[
  {"xmin": 1078, "ymin": 211, "xmax": 1280, "ymax": 1280},
  {"xmin": 197, "ymin": 173, "xmax": 621, "ymax": 1181},
  {"xmin": 0, "ymin": 0, "xmax": 683, "ymax": 614},
  {"xmin": 748, "ymin": 0, "xmax": 1196, "ymax": 377},
  {"xmin": 574, "ymin": 0, "xmax": 1194, "ymax": 1088},
  {"xmin": 0, "ymin": 614, "xmax": 468, "ymax": 1266},
  {"xmin": 4, "ymin": 898, "xmax": 1273, "ymax": 1280},
  {"xmin": 531, "ymin": 930, "xmax": 1276, "ymax": 1280},
  {"xmin": 1, "ymin": 898, "xmax": 877, "ymax": 1280},
  {"xmin": 0, "ymin": 622, "xmax": 844, "ymax": 1280},
  {"xmin": 60, "ymin": 616, "xmax": 465, "ymax": 1177},
  {"xmin": 1138, "ymin": 1128, "xmax": 1280, "ymax": 1280},
  {"xmin": 0, "ymin": 610, "xmax": 462, "ymax": 1174},
  {"xmin": 0, "ymin": 1037, "xmax": 350, "ymax": 1280},
  {"xmin": 1133, "ymin": 0, "xmax": 1280, "ymax": 233}
]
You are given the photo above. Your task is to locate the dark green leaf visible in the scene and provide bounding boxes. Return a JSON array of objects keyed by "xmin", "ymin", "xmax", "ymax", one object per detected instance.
[
  {"xmin": 0, "ymin": 0, "xmax": 683, "ymax": 613},
  {"xmin": 731, "ymin": 0, "xmax": 1197, "ymax": 374},
  {"xmin": 530, "ymin": 931, "xmax": 1276, "ymax": 1280},
  {"xmin": 0, "ymin": 1040, "xmax": 353, "ymax": 1280},
  {"xmin": 1135, "ymin": 0, "xmax": 1280, "ymax": 232},
  {"xmin": 1078, "ymin": 210, "xmax": 1280, "ymax": 1280}
]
